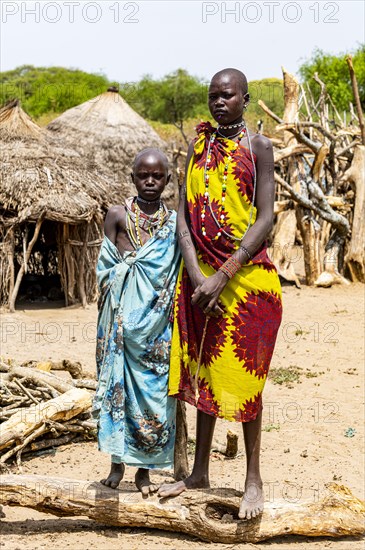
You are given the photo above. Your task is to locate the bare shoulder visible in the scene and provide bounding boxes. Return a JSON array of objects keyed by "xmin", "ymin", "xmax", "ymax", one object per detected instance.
[
  {"xmin": 106, "ymin": 205, "xmax": 125, "ymax": 222},
  {"xmin": 104, "ymin": 205, "xmax": 126, "ymax": 240},
  {"xmin": 107, "ymin": 204, "xmax": 125, "ymax": 216},
  {"xmin": 249, "ymin": 133, "xmax": 273, "ymax": 156}
]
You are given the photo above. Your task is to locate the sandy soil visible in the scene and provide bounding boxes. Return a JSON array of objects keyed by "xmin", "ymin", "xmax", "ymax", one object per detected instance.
[{"xmin": 0, "ymin": 283, "xmax": 364, "ymax": 550}]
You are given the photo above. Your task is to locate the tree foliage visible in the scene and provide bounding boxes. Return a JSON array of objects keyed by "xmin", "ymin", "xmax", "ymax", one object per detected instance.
[
  {"xmin": 298, "ymin": 45, "xmax": 365, "ymax": 113},
  {"xmin": 0, "ymin": 65, "xmax": 111, "ymax": 118},
  {"xmin": 1, "ymin": 51, "xmax": 363, "ymax": 139},
  {"xmin": 120, "ymin": 69, "xmax": 209, "ymax": 144}
]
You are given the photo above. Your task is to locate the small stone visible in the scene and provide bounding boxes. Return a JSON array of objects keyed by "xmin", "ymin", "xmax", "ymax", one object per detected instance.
[
  {"xmin": 300, "ymin": 450, "xmax": 308, "ymax": 458},
  {"xmin": 284, "ymin": 448, "xmax": 290, "ymax": 453}
]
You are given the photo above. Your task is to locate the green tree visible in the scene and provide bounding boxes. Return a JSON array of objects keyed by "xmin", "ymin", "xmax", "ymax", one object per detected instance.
[
  {"xmin": 0, "ymin": 65, "xmax": 111, "ymax": 118},
  {"xmin": 298, "ymin": 45, "xmax": 365, "ymax": 113},
  {"xmin": 121, "ymin": 69, "xmax": 209, "ymax": 144}
]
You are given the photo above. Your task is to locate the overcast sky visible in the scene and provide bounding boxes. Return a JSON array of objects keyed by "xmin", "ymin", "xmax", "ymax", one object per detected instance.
[{"xmin": 1, "ymin": 1, "xmax": 364, "ymax": 84}]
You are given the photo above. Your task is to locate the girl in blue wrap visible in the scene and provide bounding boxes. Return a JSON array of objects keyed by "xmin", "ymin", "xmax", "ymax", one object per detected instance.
[{"xmin": 92, "ymin": 148, "xmax": 180, "ymax": 494}]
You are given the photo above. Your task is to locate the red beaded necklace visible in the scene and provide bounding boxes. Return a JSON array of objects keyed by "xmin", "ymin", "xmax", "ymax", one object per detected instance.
[{"xmin": 201, "ymin": 128, "xmax": 246, "ymax": 241}]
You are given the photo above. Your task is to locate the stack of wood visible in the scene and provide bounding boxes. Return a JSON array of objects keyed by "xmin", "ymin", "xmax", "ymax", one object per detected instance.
[
  {"xmin": 0, "ymin": 360, "xmax": 97, "ymax": 468},
  {"xmin": 263, "ymin": 61, "xmax": 364, "ymax": 287}
]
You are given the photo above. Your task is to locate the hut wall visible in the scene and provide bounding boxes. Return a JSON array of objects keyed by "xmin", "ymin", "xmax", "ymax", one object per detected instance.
[
  {"xmin": 0, "ymin": 226, "xmax": 15, "ymax": 307},
  {"xmin": 57, "ymin": 221, "xmax": 102, "ymax": 306}
]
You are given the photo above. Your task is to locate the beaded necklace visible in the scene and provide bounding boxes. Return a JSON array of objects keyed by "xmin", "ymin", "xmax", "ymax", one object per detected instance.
[
  {"xmin": 218, "ymin": 121, "xmax": 245, "ymax": 130},
  {"xmin": 201, "ymin": 122, "xmax": 257, "ymax": 242},
  {"xmin": 126, "ymin": 198, "xmax": 165, "ymax": 249},
  {"xmin": 201, "ymin": 128, "xmax": 246, "ymax": 241}
]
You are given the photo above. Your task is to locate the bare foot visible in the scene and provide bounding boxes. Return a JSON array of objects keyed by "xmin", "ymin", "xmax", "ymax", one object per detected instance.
[
  {"xmin": 135, "ymin": 468, "xmax": 159, "ymax": 496},
  {"xmin": 158, "ymin": 475, "xmax": 209, "ymax": 498},
  {"xmin": 100, "ymin": 462, "xmax": 125, "ymax": 489},
  {"xmin": 239, "ymin": 478, "xmax": 264, "ymax": 520}
]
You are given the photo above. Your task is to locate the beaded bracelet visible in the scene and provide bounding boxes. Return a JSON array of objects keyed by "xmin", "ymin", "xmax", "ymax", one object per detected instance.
[
  {"xmin": 219, "ymin": 257, "xmax": 242, "ymax": 279},
  {"xmin": 240, "ymin": 244, "xmax": 253, "ymax": 261}
]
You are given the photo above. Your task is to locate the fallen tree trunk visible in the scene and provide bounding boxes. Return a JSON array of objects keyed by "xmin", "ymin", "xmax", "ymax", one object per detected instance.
[
  {"xmin": 0, "ymin": 475, "xmax": 363, "ymax": 543},
  {"xmin": 0, "ymin": 388, "xmax": 91, "ymax": 452}
]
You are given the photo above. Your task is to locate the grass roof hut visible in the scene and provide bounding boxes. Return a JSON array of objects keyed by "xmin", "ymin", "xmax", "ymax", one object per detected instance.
[
  {"xmin": 0, "ymin": 100, "xmax": 113, "ymax": 311},
  {"xmin": 47, "ymin": 87, "xmax": 178, "ymax": 207}
]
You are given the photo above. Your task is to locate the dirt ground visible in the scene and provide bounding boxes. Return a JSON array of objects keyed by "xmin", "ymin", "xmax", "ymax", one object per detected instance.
[{"xmin": 0, "ymin": 282, "xmax": 364, "ymax": 550}]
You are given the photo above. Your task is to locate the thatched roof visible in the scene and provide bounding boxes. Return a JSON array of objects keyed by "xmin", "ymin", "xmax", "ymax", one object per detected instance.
[
  {"xmin": 47, "ymin": 88, "xmax": 176, "ymax": 204},
  {"xmin": 0, "ymin": 100, "xmax": 113, "ymax": 225}
]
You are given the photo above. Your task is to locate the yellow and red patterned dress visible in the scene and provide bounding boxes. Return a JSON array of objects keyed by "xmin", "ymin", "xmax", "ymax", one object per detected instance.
[{"xmin": 168, "ymin": 122, "xmax": 282, "ymax": 422}]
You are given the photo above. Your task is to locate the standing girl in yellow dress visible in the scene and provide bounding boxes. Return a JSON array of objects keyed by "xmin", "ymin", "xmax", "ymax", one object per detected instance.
[{"xmin": 159, "ymin": 68, "xmax": 282, "ymax": 520}]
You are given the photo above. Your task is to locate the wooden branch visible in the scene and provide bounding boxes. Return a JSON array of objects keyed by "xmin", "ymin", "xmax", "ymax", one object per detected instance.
[
  {"xmin": 276, "ymin": 122, "xmax": 335, "ymax": 142},
  {"xmin": 311, "ymin": 143, "xmax": 330, "ymax": 183},
  {"xmin": 13, "ymin": 378, "xmax": 39, "ymax": 405},
  {"xmin": 346, "ymin": 56, "xmax": 365, "ymax": 146},
  {"xmin": 0, "ymin": 475, "xmax": 363, "ymax": 543},
  {"xmin": 274, "ymin": 174, "xmax": 350, "ymax": 235},
  {"xmin": 9, "ymin": 216, "xmax": 44, "ymax": 312},
  {"xmin": 259, "ymin": 99, "xmax": 322, "ymax": 153},
  {"xmin": 274, "ymin": 144, "xmax": 311, "ymax": 162},
  {"xmin": 0, "ymin": 388, "xmax": 91, "ymax": 452},
  {"xmin": 258, "ymin": 99, "xmax": 282, "ymax": 123}
]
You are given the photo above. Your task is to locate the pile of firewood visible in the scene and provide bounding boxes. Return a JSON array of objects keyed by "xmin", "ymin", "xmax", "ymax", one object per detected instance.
[
  {"xmin": 263, "ymin": 60, "xmax": 364, "ymax": 287},
  {"xmin": 0, "ymin": 359, "xmax": 97, "ymax": 468}
]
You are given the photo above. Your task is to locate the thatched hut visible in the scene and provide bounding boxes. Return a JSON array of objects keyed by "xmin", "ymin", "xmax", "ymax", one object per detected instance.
[
  {"xmin": 47, "ymin": 87, "xmax": 178, "ymax": 207},
  {"xmin": 0, "ymin": 100, "xmax": 114, "ymax": 311}
]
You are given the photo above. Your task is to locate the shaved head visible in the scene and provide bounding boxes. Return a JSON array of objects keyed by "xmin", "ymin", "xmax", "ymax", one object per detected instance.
[
  {"xmin": 133, "ymin": 148, "xmax": 169, "ymax": 173},
  {"xmin": 211, "ymin": 68, "xmax": 248, "ymax": 95}
]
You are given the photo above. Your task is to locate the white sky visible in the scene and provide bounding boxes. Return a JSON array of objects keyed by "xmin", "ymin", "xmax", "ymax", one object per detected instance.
[{"xmin": 1, "ymin": 1, "xmax": 364, "ymax": 84}]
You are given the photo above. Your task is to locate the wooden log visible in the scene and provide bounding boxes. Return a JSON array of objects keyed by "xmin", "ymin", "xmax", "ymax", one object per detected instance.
[
  {"xmin": 270, "ymin": 69, "xmax": 304, "ymax": 286},
  {"xmin": 269, "ymin": 209, "xmax": 301, "ymax": 287},
  {"xmin": 8, "ymin": 366, "xmax": 73, "ymax": 394},
  {"xmin": 0, "ymin": 388, "xmax": 91, "ymax": 452},
  {"xmin": 26, "ymin": 433, "xmax": 78, "ymax": 452},
  {"xmin": 8, "ymin": 365, "xmax": 97, "ymax": 392},
  {"xmin": 32, "ymin": 359, "xmax": 83, "ymax": 379},
  {"xmin": 274, "ymin": 200, "xmax": 290, "ymax": 214},
  {"xmin": 342, "ymin": 145, "xmax": 365, "ymax": 282},
  {"xmin": 346, "ymin": 56, "xmax": 365, "ymax": 146},
  {"xmin": 212, "ymin": 430, "xmax": 238, "ymax": 458},
  {"xmin": 296, "ymin": 213, "xmax": 321, "ymax": 285},
  {"xmin": 0, "ymin": 475, "xmax": 363, "ymax": 543}
]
